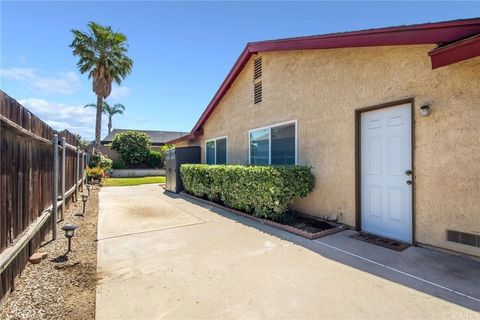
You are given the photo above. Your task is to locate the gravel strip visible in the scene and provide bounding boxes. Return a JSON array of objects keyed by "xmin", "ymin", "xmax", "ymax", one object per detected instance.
[{"xmin": 0, "ymin": 186, "xmax": 99, "ymax": 320}]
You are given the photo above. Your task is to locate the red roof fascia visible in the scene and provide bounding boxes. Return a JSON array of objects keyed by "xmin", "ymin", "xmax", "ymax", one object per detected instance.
[
  {"xmin": 168, "ymin": 128, "xmax": 204, "ymax": 145},
  {"xmin": 429, "ymin": 34, "xmax": 480, "ymax": 69},
  {"xmin": 249, "ymin": 19, "xmax": 480, "ymax": 52},
  {"xmin": 168, "ymin": 18, "xmax": 480, "ymax": 144}
]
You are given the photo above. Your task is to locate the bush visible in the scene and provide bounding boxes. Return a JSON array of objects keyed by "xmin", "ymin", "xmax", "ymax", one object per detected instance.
[
  {"xmin": 88, "ymin": 154, "xmax": 101, "ymax": 168},
  {"xmin": 88, "ymin": 154, "xmax": 112, "ymax": 171},
  {"xmin": 87, "ymin": 167, "xmax": 105, "ymax": 181},
  {"xmin": 147, "ymin": 150, "xmax": 162, "ymax": 168},
  {"xmin": 112, "ymin": 160, "xmax": 126, "ymax": 169},
  {"xmin": 180, "ymin": 165, "xmax": 315, "ymax": 221},
  {"xmin": 111, "ymin": 131, "xmax": 152, "ymax": 165},
  {"xmin": 99, "ymin": 156, "xmax": 112, "ymax": 171}
]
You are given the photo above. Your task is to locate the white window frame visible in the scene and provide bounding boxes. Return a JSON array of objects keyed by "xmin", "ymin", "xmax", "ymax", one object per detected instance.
[
  {"xmin": 248, "ymin": 119, "xmax": 297, "ymax": 165},
  {"xmin": 205, "ymin": 136, "xmax": 228, "ymax": 164}
]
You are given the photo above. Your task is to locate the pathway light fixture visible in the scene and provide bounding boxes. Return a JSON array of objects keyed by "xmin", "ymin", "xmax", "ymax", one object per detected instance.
[{"xmin": 61, "ymin": 224, "xmax": 78, "ymax": 253}]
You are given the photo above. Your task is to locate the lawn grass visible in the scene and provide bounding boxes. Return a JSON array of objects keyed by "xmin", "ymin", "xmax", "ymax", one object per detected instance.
[{"xmin": 104, "ymin": 176, "xmax": 166, "ymax": 187}]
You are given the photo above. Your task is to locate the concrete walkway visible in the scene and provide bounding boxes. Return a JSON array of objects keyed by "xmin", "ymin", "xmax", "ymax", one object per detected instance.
[{"xmin": 96, "ymin": 184, "xmax": 480, "ymax": 319}]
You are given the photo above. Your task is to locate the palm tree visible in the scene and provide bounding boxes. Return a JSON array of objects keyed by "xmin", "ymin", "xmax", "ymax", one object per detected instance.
[
  {"xmin": 85, "ymin": 101, "xmax": 126, "ymax": 134},
  {"xmin": 70, "ymin": 22, "xmax": 133, "ymax": 152}
]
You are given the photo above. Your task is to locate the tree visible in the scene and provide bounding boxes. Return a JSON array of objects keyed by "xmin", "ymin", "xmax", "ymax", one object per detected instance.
[
  {"xmin": 70, "ymin": 22, "xmax": 133, "ymax": 152},
  {"xmin": 85, "ymin": 101, "xmax": 126, "ymax": 134},
  {"xmin": 111, "ymin": 131, "xmax": 151, "ymax": 166}
]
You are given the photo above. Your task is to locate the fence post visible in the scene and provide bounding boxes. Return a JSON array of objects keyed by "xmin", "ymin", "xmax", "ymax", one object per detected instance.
[
  {"xmin": 61, "ymin": 137, "xmax": 66, "ymax": 221},
  {"xmin": 75, "ymin": 146, "xmax": 80, "ymax": 201},
  {"xmin": 85, "ymin": 153, "xmax": 90, "ymax": 184},
  {"xmin": 52, "ymin": 134, "xmax": 59, "ymax": 240},
  {"xmin": 81, "ymin": 151, "xmax": 85, "ymax": 190}
]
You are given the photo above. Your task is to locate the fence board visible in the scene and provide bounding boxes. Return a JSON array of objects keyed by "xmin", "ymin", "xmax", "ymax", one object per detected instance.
[{"xmin": 0, "ymin": 90, "xmax": 87, "ymax": 303}]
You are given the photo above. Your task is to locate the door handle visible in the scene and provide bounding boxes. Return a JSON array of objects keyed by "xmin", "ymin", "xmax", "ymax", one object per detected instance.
[
  {"xmin": 405, "ymin": 170, "xmax": 412, "ymax": 176},
  {"xmin": 406, "ymin": 180, "xmax": 412, "ymax": 185}
]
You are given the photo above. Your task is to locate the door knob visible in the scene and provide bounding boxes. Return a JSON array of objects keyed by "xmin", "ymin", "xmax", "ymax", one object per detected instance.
[
  {"xmin": 405, "ymin": 170, "xmax": 412, "ymax": 176},
  {"xmin": 406, "ymin": 180, "xmax": 412, "ymax": 185}
]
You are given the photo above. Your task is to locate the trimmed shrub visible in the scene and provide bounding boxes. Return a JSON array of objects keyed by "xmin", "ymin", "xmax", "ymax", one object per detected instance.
[
  {"xmin": 111, "ymin": 131, "xmax": 152, "ymax": 165},
  {"xmin": 87, "ymin": 167, "xmax": 105, "ymax": 181},
  {"xmin": 180, "ymin": 165, "xmax": 315, "ymax": 221},
  {"xmin": 146, "ymin": 150, "xmax": 162, "ymax": 168}
]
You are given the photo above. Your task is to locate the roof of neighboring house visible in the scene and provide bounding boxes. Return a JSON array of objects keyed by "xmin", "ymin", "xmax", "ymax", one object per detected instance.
[
  {"xmin": 103, "ymin": 129, "xmax": 189, "ymax": 144},
  {"xmin": 167, "ymin": 18, "xmax": 480, "ymax": 145}
]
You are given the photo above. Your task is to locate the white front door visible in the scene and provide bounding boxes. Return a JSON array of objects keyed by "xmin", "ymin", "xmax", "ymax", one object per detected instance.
[{"xmin": 361, "ymin": 103, "xmax": 413, "ymax": 243}]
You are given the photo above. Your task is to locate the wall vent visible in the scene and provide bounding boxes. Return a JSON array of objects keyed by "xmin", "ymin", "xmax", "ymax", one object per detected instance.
[
  {"xmin": 254, "ymin": 82, "xmax": 262, "ymax": 104},
  {"xmin": 253, "ymin": 57, "xmax": 262, "ymax": 80},
  {"xmin": 447, "ymin": 230, "xmax": 480, "ymax": 248}
]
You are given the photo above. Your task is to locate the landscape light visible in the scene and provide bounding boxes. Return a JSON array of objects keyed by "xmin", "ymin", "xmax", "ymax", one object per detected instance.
[
  {"xmin": 81, "ymin": 193, "xmax": 89, "ymax": 215},
  {"xmin": 61, "ymin": 224, "xmax": 79, "ymax": 253}
]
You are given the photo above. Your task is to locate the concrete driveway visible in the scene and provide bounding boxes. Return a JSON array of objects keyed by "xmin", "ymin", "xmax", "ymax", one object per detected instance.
[{"xmin": 96, "ymin": 184, "xmax": 480, "ymax": 319}]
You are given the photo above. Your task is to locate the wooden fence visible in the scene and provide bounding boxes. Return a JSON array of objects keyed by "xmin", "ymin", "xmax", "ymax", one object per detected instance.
[{"xmin": 0, "ymin": 91, "xmax": 88, "ymax": 304}]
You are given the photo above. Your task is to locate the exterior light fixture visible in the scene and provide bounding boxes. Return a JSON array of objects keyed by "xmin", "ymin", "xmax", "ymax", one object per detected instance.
[
  {"xmin": 86, "ymin": 184, "xmax": 91, "ymax": 196},
  {"xmin": 81, "ymin": 193, "xmax": 89, "ymax": 215},
  {"xmin": 419, "ymin": 104, "xmax": 431, "ymax": 117},
  {"xmin": 61, "ymin": 224, "xmax": 78, "ymax": 253}
]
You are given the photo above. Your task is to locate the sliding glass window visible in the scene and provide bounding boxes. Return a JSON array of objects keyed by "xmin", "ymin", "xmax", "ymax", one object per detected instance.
[
  {"xmin": 249, "ymin": 121, "xmax": 296, "ymax": 165},
  {"xmin": 205, "ymin": 137, "xmax": 227, "ymax": 165}
]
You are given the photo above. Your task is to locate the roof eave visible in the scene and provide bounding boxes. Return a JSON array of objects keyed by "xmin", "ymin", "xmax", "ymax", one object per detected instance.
[
  {"xmin": 167, "ymin": 129, "xmax": 204, "ymax": 145},
  {"xmin": 429, "ymin": 34, "xmax": 480, "ymax": 68},
  {"xmin": 179, "ymin": 18, "xmax": 480, "ymax": 142}
]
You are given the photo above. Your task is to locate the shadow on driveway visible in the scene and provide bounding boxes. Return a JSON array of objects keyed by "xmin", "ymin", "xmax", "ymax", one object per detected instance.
[{"xmin": 163, "ymin": 190, "xmax": 480, "ymax": 312}]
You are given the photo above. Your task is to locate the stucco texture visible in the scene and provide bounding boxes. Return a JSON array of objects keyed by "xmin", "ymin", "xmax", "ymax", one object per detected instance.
[{"xmin": 177, "ymin": 45, "xmax": 480, "ymax": 257}]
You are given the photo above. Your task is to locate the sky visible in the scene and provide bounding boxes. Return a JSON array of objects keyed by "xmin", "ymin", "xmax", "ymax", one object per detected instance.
[{"xmin": 1, "ymin": 1, "xmax": 479, "ymax": 141}]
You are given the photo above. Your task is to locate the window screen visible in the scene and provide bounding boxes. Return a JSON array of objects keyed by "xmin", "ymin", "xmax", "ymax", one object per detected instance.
[
  {"xmin": 206, "ymin": 140, "xmax": 215, "ymax": 165},
  {"xmin": 271, "ymin": 123, "xmax": 295, "ymax": 165},
  {"xmin": 250, "ymin": 129, "xmax": 269, "ymax": 165},
  {"xmin": 215, "ymin": 138, "xmax": 227, "ymax": 164}
]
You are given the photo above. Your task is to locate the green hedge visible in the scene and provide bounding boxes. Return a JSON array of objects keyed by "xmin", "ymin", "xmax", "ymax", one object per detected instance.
[
  {"xmin": 146, "ymin": 150, "xmax": 162, "ymax": 168},
  {"xmin": 180, "ymin": 164, "xmax": 315, "ymax": 220}
]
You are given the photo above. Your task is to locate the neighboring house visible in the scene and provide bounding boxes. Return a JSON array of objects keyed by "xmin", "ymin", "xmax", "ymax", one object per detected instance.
[
  {"xmin": 102, "ymin": 129, "xmax": 188, "ymax": 151},
  {"xmin": 168, "ymin": 18, "xmax": 480, "ymax": 257}
]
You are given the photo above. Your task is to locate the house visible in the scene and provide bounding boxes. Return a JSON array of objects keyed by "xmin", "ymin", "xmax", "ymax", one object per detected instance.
[
  {"xmin": 102, "ymin": 128, "xmax": 188, "ymax": 151},
  {"xmin": 168, "ymin": 18, "xmax": 480, "ymax": 257}
]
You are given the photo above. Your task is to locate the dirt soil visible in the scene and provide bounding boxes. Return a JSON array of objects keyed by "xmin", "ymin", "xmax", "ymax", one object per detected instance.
[
  {"xmin": 0, "ymin": 186, "xmax": 99, "ymax": 320},
  {"xmin": 279, "ymin": 212, "xmax": 335, "ymax": 234}
]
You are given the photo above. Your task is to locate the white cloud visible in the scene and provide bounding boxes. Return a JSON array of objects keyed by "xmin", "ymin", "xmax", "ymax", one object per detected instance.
[
  {"xmin": 0, "ymin": 68, "xmax": 81, "ymax": 95},
  {"xmin": 32, "ymin": 71, "xmax": 80, "ymax": 95},
  {"xmin": 18, "ymin": 98, "xmax": 107, "ymax": 140},
  {"xmin": 109, "ymin": 85, "xmax": 131, "ymax": 100},
  {"xmin": 0, "ymin": 67, "xmax": 36, "ymax": 80}
]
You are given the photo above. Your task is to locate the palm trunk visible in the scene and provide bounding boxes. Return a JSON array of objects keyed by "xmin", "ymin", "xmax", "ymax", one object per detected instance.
[
  {"xmin": 94, "ymin": 95, "xmax": 103, "ymax": 153},
  {"xmin": 108, "ymin": 116, "xmax": 112, "ymax": 134}
]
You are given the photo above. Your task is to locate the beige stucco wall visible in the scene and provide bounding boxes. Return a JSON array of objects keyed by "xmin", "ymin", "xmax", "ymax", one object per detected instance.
[{"xmin": 177, "ymin": 45, "xmax": 480, "ymax": 257}]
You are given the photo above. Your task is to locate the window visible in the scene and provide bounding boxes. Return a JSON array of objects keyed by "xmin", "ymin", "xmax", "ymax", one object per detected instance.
[
  {"xmin": 249, "ymin": 121, "xmax": 296, "ymax": 165},
  {"xmin": 205, "ymin": 137, "xmax": 227, "ymax": 164}
]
